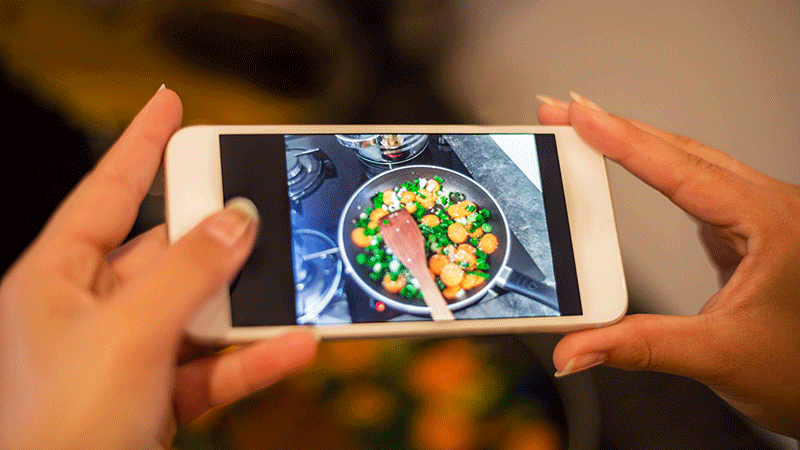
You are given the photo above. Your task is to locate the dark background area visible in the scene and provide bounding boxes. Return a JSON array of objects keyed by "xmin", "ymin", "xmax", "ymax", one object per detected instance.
[{"xmin": 2, "ymin": 60, "xmax": 94, "ymax": 272}]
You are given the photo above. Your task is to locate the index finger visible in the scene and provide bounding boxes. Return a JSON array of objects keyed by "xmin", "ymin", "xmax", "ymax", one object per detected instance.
[
  {"xmin": 569, "ymin": 101, "xmax": 758, "ymax": 227},
  {"xmin": 42, "ymin": 88, "xmax": 182, "ymax": 252},
  {"xmin": 538, "ymin": 95, "xmax": 781, "ymax": 192},
  {"xmin": 622, "ymin": 117, "xmax": 783, "ymax": 191}
]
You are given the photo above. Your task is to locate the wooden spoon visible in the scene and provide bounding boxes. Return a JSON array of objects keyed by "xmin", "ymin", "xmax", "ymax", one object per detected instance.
[{"xmin": 379, "ymin": 209, "xmax": 456, "ymax": 321}]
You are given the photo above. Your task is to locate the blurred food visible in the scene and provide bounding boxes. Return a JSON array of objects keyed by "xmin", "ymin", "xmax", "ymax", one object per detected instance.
[
  {"xmin": 405, "ymin": 339, "xmax": 481, "ymax": 400},
  {"xmin": 502, "ymin": 421, "xmax": 563, "ymax": 450},
  {"xmin": 177, "ymin": 338, "xmax": 564, "ymax": 450},
  {"xmin": 409, "ymin": 403, "xmax": 480, "ymax": 450},
  {"xmin": 332, "ymin": 383, "xmax": 397, "ymax": 429}
]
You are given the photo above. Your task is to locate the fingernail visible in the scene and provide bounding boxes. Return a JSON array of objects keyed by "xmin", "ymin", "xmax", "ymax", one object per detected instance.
[
  {"xmin": 205, "ymin": 197, "xmax": 259, "ymax": 247},
  {"xmin": 554, "ymin": 352, "xmax": 607, "ymax": 377},
  {"xmin": 226, "ymin": 197, "xmax": 260, "ymax": 223},
  {"xmin": 569, "ymin": 91, "xmax": 606, "ymax": 113},
  {"xmin": 158, "ymin": 83, "xmax": 166, "ymax": 92},
  {"xmin": 536, "ymin": 94, "xmax": 569, "ymax": 109}
]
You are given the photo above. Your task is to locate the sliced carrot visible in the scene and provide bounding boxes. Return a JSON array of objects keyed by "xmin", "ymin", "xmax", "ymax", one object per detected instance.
[
  {"xmin": 442, "ymin": 285, "xmax": 462, "ymax": 301},
  {"xmin": 400, "ymin": 191, "xmax": 416, "ymax": 203},
  {"xmin": 429, "ymin": 254, "xmax": 449, "ymax": 275},
  {"xmin": 453, "ymin": 248, "xmax": 476, "ymax": 271},
  {"xmin": 382, "ymin": 274, "xmax": 406, "ymax": 294},
  {"xmin": 440, "ymin": 262, "xmax": 465, "ymax": 287},
  {"xmin": 369, "ymin": 208, "xmax": 388, "ymax": 222},
  {"xmin": 448, "ymin": 201, "xmax": 476, "ymax": 219},
  {"xmin": 468, "ymin": 226, "xmax": 484, "ymax": 238},
  {"xmin": 416, "ymin": 189, "xmax": 436, "ymax": 209},
  {"xmin": 447, "ymin": 223, "xmax": 468, "ymax": 244},
  {"xmin": 420, "ymin": 214, "xmax": 441, "ymax": 227},
  {"xmin": 351, "ymin": 228, "xmax": 373, "ymax": 248},
  {"xmin": 382, "ymin": 190, "xmax": 396, "ymax": 205},
  {"xmin": 461, "ymin": 273, "xmax": 486, "ymax": 290},
  {"xmin": 478, "ymin": 233, "xmax": 498, "ymax": 255},
  {"xmin": 457, "ymin": 243, "xmax": 476, "ymax": 255}
]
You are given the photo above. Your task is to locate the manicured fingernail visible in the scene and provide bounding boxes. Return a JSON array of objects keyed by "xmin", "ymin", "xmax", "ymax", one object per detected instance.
[
  {"xmin": 536, "ymin": 94, "xmax": 569, "ymax": 109},
  {"xmin": 158, "ymin": 84, "xmax": 167, "ymax": 91},
  {"xmin": 569, "ymin": 91, "xmax": 606, "ymax": 113},
  {"xmin": 205, "ymin": 197, "xmax": 259, "ymax": 247},
  {"xmin": 554, "ymin": 352, "xmax": 607, "ymax": 377},
  {"xmin": 225, "ymin": 197, "xmax": 260, "ymax": 223}
]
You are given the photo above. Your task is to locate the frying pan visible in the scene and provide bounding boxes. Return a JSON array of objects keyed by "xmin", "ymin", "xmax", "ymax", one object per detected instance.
[{"xmin": 337, "ymin": 165, "xmax": 558, "ymax": 316}]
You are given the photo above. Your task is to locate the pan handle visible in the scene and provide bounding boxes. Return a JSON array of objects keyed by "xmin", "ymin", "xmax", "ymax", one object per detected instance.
[{"xmin": 495, "ymin": 266, "xmax": 559, "ymax": 311}]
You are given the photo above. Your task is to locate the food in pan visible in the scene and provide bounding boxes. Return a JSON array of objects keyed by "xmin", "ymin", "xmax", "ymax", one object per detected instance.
[{"xmin": 351, "ymin": 175, "xmax": 498, "ymax": 301}]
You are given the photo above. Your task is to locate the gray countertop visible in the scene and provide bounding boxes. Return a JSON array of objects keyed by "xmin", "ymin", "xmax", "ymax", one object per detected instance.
[{"xmin": 444, "ymin": 134, "xmax": 558, "ymax": 319}]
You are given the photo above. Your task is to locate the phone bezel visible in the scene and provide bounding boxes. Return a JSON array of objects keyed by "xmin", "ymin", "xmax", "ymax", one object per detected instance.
[{"xmin": 165, "ymin": 125, "xmax": 627, "ymax": 342}]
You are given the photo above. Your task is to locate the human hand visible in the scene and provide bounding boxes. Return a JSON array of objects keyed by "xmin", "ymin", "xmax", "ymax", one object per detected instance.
[
  {"xmin": 0, "ymin": 88, "xmax": 318, "ymax": 449},
  {"xmin": 537, "ymin": 93, "xmax": 800, "ymax": 437}
]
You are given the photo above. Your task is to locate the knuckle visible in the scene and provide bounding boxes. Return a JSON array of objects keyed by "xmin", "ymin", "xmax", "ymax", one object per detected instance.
[
  {"xmin": 614, "ymin": 315, "xmax": 657, "ymax": 371},
  {"xmin": 683, "ymin": 151, "xmax": 717, "ymax": 174},
  {"xmin": 626, "ymin": 335, "xmax": 654, "ymax": 371},
  {"xmin": 673, "ymin": 134, "xmax": 703, "ymax": 151},
  {"xmin": 663, "ymin": 152, "xmax": 720, "ymax": 201},
  {"xmin": 91, "ymin": 167, "xmax": 149, "ymax": 206}
]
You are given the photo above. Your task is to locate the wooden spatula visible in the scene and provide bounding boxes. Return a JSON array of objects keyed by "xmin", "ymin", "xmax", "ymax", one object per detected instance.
[{"xmin": 379, "ymin": 209, "xmax": 456, "ymax": 321}]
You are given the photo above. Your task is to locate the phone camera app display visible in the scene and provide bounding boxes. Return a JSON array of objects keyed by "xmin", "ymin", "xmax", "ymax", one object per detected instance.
[{"xmin": 220, "ymin": 134, "xmax": 580, "ymax": 327}]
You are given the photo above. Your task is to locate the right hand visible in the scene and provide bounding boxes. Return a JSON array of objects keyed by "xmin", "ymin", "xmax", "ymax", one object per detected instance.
[{"xmin": 539, "ymin": 93, "xmax": 800, "ymax": 438}]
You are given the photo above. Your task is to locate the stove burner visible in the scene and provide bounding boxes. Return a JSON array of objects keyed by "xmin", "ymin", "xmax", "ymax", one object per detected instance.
[
  {"xmin": 292, "ymin": 229, "xmax": 344, "ymax": 324},
  {"xmin": 286, "ymin": 147, "xmax": 326, "ymax": 201}
]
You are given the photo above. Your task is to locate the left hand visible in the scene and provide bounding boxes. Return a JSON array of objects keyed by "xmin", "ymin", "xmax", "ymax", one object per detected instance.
[
  {"xmin": 537, "ymin": 93, "xmax": 800, "ymax": 437},
  {"xmin": 0, "ymin": 88, "xmax": 318, "ymax": 449}
]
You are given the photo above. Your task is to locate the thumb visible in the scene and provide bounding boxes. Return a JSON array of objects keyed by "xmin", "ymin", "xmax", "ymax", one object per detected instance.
[
  {"xmin": 115, "ymin": 197, "xmax": 259, "ymax": 335},
  {"xmin": 553, "ymin": 314, "xmax": 723, "ymax": 383}
]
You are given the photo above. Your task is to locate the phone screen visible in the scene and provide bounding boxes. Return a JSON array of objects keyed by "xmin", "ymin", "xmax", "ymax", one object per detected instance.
[{"xmin": 219, "ymin": 134, "xmax": 581, "ymax": 326}]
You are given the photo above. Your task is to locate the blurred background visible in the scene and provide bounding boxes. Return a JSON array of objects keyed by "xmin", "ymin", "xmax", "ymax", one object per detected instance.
[{"xmin": 1, "ymin": 1, "xmax": 798, "ymax": 449}]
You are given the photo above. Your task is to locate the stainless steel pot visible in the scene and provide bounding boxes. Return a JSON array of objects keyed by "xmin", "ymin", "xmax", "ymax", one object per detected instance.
[{"xmin": 335, "ymin": 134, "xmax": 429, "ymax": 164}]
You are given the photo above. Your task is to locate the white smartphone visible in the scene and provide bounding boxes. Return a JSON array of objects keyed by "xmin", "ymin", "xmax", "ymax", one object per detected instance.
[{"xmin": 165, "ymin": 126, "xmax": 626, "ymax": 342}]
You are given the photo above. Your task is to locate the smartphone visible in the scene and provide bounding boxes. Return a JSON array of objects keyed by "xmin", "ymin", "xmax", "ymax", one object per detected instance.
[{"xmin": 165, "ymin": 126, "xmax": 626, "ymax": 342}]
